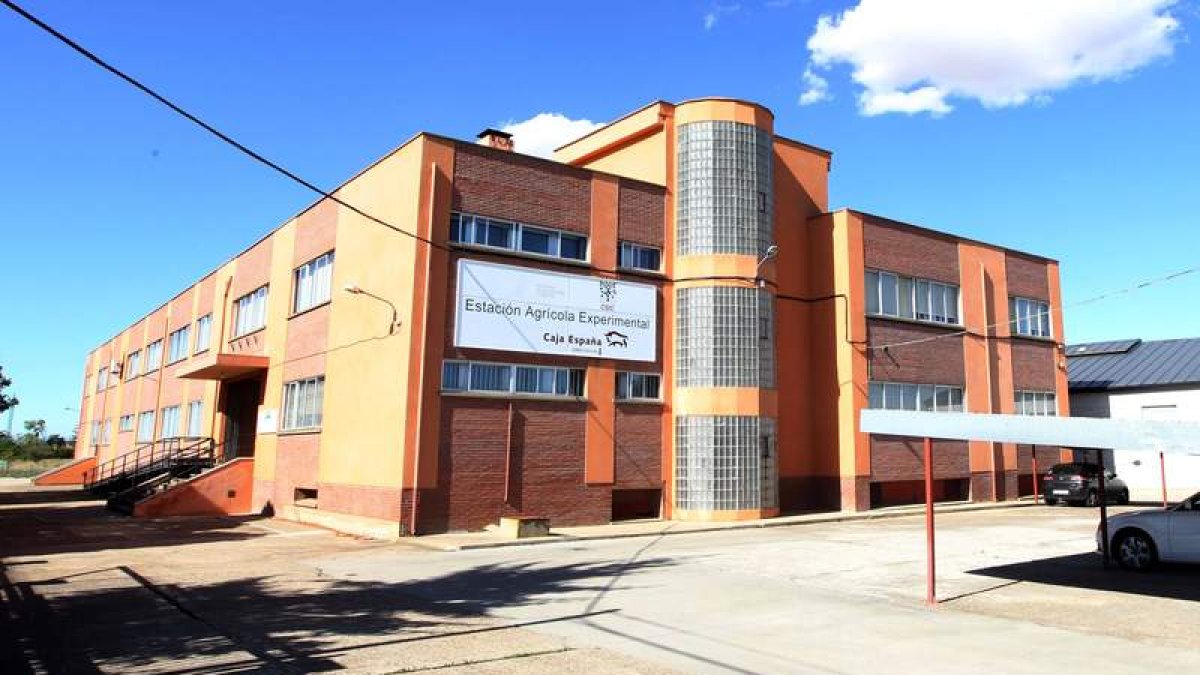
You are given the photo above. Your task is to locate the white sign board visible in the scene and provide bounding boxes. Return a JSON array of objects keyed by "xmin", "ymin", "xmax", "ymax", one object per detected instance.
[
  {"xmin": 256, "ymin": 407, "xmax": 278, "ymax": 435},
  {"xmin": 454, "ymin": 259, "xmax": 657, "ymax": 362},
  {"xmin": 860, "ymin": 409, "xmax": 1200, "ymax": 455}
]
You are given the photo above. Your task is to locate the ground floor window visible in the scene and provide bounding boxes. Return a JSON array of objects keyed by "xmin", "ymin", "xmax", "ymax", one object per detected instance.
[
  {"xmin": 136, "ymin": 411, "xmax": 155, "ymax": 443},
  {"xmin": 282, "ymin": 376, "xmax": 325, "ymax": 431},
  {"xmin": 186, "ymin": 400, "xmax": 203, "ymax": 437},
  {"xmin": 160, "ymin": 405, "xmax": 181, "ymax": 439},
  {"xmin": 442, "ymin": 360, "xmax": 584, "ymax": 397},
  {"xmin": 616, "ymin": 372, "xmax": 661, "ymax": 400}
]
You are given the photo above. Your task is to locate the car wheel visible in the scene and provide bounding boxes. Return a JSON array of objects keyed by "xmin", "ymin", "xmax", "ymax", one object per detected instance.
[
  {"xmin": 1085, "ymin": 490, "xmax": 1099, "ymax": 507},
  {"xmin": 1115, "ymin": 531, "xmax": 1157, "ymax": 571}
]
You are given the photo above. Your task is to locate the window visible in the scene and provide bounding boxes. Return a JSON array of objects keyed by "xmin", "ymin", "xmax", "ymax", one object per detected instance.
[
  {"xmin": 868, "ymin": 381, "xmax": 964, "ymax": 412},
  {"xmin": 450, "ymin": 212, "xmax": 588, "ymax": 262},
  {"xmin": 618, "ymin": 241, "xmax": 662, "ymax": 272},
  {"xmin": 146, "ymin": 340, "xmax": 163, "ymax": 371},
  {"xmin": 1015, "ymin": 391, "xmax": 1057, "ymax": 416},
  {"xmin": 282, "ymin": 376, "xmax": 325, "ymax": 431},
  {"xmin": 866, "ymin": 270, "xmax": 960, "ymax": 326},
  {"xmin": 125, "ymin": 350, "xmax": 142, "ymax": 380},
  {"xmin": 167, "ymin": 326, "xmax": 190, "ymax": 364},
  {"xmin": 234, "ymin": 286, "xmax": 268, "ymax": 337},
  {"xmin": 442, "ymin": 360, "xmax": 584, "ymax": 397},
  {"xmin": 136, "ymin": 411, "xmax": 155, "ymax": 443},
  {"xmin": 194, "ymin": 314, "xmax": 212, "ymax": 354},
  {"xmin": 186, "ymin": 400, "xmax": 203, "ymax": 437},
  {"xmin": 95, "ymin": 366, "xmax": 107, "ymax": 392},
  {"xmin": 119, "ymin": 414, "xmax": 135, "ymax": 432},
  {"xmin": 160, "ymin": 405, "xmax": 181, "ymax": 439},
  {"xmin": 616, "ymin": 372, "xmax": 661, "ymax": 401},
  {"xmin": 102, "ymin": 420, "xmax": 112, "ymax": 445},
  {"xmin": 1010, "ymin": 296, "xmax": 1052, "ymax": 338},
  {"xmin": 89, "ymin": 421, "xmax": 101, "ymax": 446},
  {"xmin": 293, "ymin": 252, "xmax": 334, "ymax": 313}
]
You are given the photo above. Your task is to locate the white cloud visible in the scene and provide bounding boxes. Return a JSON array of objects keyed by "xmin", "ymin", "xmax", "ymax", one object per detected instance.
[
  {"xmin": 703, "ymin": 3, "xmax": 741, "ymax": 30},
  {"xmin": 493, "ymin": 113, "xmax": 603, "ymax": 159},
  {"xmin": 798, "ymin": 66, "xmax": 831, "ymax": 105},
  {"xmin": 804, "ymin": 0, "xmax": 1180, "ymax": 116}
]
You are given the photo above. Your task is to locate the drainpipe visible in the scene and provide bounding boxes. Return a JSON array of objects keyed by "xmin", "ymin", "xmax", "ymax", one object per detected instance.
[
  {"xmin": 210, "ymin": 277, "xmax": 234, "ymax": 444},
  {"xmin": 152, "ymin": 308, "xmax": 170, "ymax": 450},
  {"xmin": 408, "ymin": 161, "xmax": 440, "ymax": 537}
]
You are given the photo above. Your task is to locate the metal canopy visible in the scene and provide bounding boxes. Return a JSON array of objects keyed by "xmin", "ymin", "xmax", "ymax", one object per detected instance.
[{"xmin": 860, "ymin": 410, "xmax": 1200, "ymax": 454}]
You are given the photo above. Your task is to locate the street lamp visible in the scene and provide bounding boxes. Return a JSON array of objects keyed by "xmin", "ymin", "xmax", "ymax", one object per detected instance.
[{"xmin": 343, "ymin": 284, "xmax": 401, "ymax": 335}]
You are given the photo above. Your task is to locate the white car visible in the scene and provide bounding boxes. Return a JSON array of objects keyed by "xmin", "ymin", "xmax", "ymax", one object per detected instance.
[{"xmin": 1099, "ymin": 490, "xmax": 1200, "ymax": 571}]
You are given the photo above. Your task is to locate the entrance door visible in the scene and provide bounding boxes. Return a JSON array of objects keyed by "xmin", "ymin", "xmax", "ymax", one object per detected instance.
[{"xmin": 221, "ymin": 375, "xmax": 264, "ymax": 459}]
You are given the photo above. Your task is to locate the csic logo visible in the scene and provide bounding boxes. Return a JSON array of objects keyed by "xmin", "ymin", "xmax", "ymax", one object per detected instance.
[
  {"xmin": 599, "ymin": 280, "xmax": 617, "ymax": 310},
  {"xmin": 605, "ymin": 331, "xmax": 628, "ymax": 348}
]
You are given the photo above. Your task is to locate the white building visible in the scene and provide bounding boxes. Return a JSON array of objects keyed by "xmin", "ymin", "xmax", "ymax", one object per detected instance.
[{"xmin": 1068, "ymin": 338, "xmax": 1200, "ymax": 502}]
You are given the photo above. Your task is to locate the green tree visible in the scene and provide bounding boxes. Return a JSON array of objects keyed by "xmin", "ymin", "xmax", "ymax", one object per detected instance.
[
  {"xmin": 23, "ymin": 419, "xmax": 46, "ymax": 440},
  {"xmin": 0, "ymin": 367, "xmax": 16, "ymax": 414}
]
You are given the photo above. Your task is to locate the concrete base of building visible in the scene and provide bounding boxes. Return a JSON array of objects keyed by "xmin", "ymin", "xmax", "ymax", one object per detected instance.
[
  {"xmin": 280, "ymin": 503, "xmax": 405, "ymax": 540},
  {"xmin": 673, "ymin": 507, "xmax": 780, "ymax": 522},
  {"xmin": 841, "ymin": 476, "xmax": 871, "ymax": 512}
]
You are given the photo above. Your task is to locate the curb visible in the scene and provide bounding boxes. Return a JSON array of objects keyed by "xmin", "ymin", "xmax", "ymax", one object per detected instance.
[{"xmin": 407, "ymin": 499, "xmax": 1040, "ymax": 552}]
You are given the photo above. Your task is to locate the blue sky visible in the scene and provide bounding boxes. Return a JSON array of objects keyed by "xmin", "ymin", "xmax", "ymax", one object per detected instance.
[{"xmin": 1, "ymin": 1, "xmax": 1198, "ymax": 436}]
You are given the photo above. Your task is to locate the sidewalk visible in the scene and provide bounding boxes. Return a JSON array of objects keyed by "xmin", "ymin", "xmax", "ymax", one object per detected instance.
[{"xmin": 408, "ymin": 498, "xmax": 1038, "ymax": 551}]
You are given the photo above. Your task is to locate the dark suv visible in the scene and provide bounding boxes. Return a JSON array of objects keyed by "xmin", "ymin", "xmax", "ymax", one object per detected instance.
[{"xmin": 1043, "ymin": 462, "xmax": 1130, "ymax": 506}]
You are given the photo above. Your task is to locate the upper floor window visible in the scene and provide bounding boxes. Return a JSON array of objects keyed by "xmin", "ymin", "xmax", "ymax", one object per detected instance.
[
  {"xmin": 442, "ymin": 360, "xmax": 585, "ymax": 397},
  {"xmin": 1015, "ymin": 390, "xmax": 1056, "ymax": 416},
  {"xmin": 125, "ymin": 350, "xmax": 142, "ymax": 380},
  {"xmin": 233, "ymin": 286, "xmax": 268, "ymax": 337},
  {"xmin": 146, "ymin": 340, "xmax": 163, "ymax": 371},
  {"xmin": 450, "ymin": 212, "xmax": 588, "ymax": 262},
  {"xmin": 282, "ymin": 376, "xmax": 325, "ymax": 431},
  {"xmin": 119, "ymin": 414, "xmax": 135, "ymax": 432},
  {"xmin": 868, "ymin": 381, "xmax": 964, "ymax": 412},
  {"xmin": 865, "ymin": 270, "xmax": 960, "ymax": 326},
  {"xmin": 167, "ymin": 326, "xmax": 190, "ymax": 364},
  {"xmin": 293, "ymin": 252, "xmax": 334, "ymax": 314},
  {"xmin": 194, "ymin": 314, "xmax": 212, "ymax": 354},
  {"xmin": 95, "ymin": 366, "xmax": 107, "ymax": 392},
  {"xmin": 618, "ymin": 241, "xmax": 662, "ymax": 272},
  {"xmin": 616, "ymin": 372, "xmax": 661, "ymax": 401},
  {"xmin": 1010, "ymin": 296, "xmax": 1052, "ymax": 338}
]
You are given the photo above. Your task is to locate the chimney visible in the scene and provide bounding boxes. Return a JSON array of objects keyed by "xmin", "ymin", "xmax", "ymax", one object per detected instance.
[{"xmin": 476, "ymin": 128, "xmax": 514, "ymax": 152}]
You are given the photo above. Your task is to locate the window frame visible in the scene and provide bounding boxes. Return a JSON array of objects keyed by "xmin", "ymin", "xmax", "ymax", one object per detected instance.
[
  {"xmin": 167, "ymin": 325, "xmax": 191, "ymax": 365},
  {"xmin": 159, "ymin": 405, "xmax": 181, "ymax": 439},
  {"xmin": 281, "ymin": 376, "xmax": 325, "ymax": 432},
  {"xmin": 233, "ymin": 286, "xmax": 269, "ymax": 338},
  {"xmin": 194, "ymin": 314, "xmax": 213, "ymax": 354},
  {"xmin": 441, "ymin": 359, "xmax": 585, "ymax": 398},
  {"xmin": 292, "ymin": 251, "xmax": 335, "ymax": 315},
  {"xmin": 125, "ymin": 350, "xmax": 142, "ymax": 381},
  {"xmin": 136, "ymin": 411, "xmax": 155, "ymax": 443},
  {"xmin": 145, "ymin": 340, "xmax": 163, "ymax": 371},
  {"xmin": 865, "ymin": 269, "xmax": 961, "ymax": 327},
  {"xmin": 119, "ymin": 414, "xmax": 135, "ymax": 433},
  {"xmin": 617, "ymin": 241, "xmax": 663, "ymax": 273},
  {"xmin": 186, "ymin": 400, "xmax": 203, "ymax": 438},
  {"xmin": 449, "ymin": 212, "xmax": 589, "ymax": 263},
  {"xmin": 615, "ymin": 371, "xmax": 662, "ymax": 401},
  {"xmin": 868, "ymin": 380, "xmax": 965, "ymax": 412},
  {"xmin": 1014, "ymin": 390, "xmax": 1057, "ymax": 416},
  {"xmin": 1009, "ymin": 296, "xmax": 1053, "ymax": 338}
]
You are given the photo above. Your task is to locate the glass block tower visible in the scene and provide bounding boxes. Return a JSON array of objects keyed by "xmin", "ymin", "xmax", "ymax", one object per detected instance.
[{"xmin": 671, "ymin": 101, "xmax": 778, "ymax": 520}]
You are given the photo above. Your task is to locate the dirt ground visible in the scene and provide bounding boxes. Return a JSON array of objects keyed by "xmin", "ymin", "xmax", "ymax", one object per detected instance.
[{"xmin": 0, "ymin": 482, "xmax": 673, "ymax": 674}]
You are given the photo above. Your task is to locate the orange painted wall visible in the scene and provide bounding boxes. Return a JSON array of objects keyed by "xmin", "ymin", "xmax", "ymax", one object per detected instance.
[
  {"xmin": 133, "ymin": 458, "xmax": 254, "ymax": 517},
  {"xmin": 32, "ymin": 456, "xmax": 96, "ymax": 486}
]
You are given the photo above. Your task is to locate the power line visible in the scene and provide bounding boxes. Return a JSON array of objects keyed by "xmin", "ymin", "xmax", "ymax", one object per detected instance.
[
  {"xmin": 0, "ymin": 0, "xmax": 449, "ymax": 253},
  {"xmin": 867, "ymin": 264, "xmax": 1200, "ymax": 352}
]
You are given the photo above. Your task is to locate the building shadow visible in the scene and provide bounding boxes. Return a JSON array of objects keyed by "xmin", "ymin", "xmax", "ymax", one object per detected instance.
[
  {"xmin": 966, "ymin": 552, "xmax": 1200, "ymax": 602},
  {"xmin": 1, "ymin": 555, "xmax": 677, "ymax": 674}
]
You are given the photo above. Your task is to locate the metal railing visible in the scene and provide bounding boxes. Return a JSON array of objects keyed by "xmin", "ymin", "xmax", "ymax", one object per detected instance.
[{"xmin": 82, "ymin": 437, "xmax": 215, "ymax": 492}]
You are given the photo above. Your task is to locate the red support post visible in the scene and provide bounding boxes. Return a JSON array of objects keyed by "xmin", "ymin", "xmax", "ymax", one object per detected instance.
[
  {"xmin": 924, "ymin": 436, "xmax": 936, "ymax": 606},
  {"xmin": 1160, "ymin": 451, "xmax": 1168, "ymax": 507},
  {"xmin": 1032, "ymin": 451, "xmax": 1040, "ymax": 505}
]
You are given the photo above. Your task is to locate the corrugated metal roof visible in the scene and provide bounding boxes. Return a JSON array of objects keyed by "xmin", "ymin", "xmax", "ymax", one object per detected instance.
[{"xmin": 1068, "ymin": 338, "xmax": 1200, "ymax": 391}]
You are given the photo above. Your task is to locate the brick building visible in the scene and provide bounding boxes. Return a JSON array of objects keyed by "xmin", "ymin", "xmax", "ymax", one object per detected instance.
[{"xmin": 58, "ymin": 98, "xmax": 1069, "ymax": 536}]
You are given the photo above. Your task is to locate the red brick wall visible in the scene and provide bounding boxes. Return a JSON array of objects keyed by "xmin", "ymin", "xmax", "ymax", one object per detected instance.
[
  {"xmin": 867, "ymin": 320, "xmax": 966, "ymax": 384},
  {"xmin": 870, "ymin": 437, "xmax": 969, "ymax": 481},
  {"xmin": 419, "ymin": 397, "xmax": 610, "ymax": 533},
  {"xmin": 452, "ymin": 145, "xmax": 591, "ymax": 234},
  {"xmin": 318, "ymin": 483, "xmax": 403, "ymax": 521},
  {"xmin": 269, "ymin": 433, "xmax": 319, "ymax": 510},
  {"xmin": 863, "ymin": 217, "xmax": 959, "ymax": 285},
  {"xmin": 1010, "ymin": 340, "xmax": 1057, "ymax": 390},
  {"xmin": 618, "ymin": 181, "xmax": 666, "ymax": 247},
  {"xmin": 614, "ymin": 405, "xmax": 663, "ymax": 489},
  {"xmin": 1005, "ymin": 252, "xmax": 1050, "ymax": 300}
]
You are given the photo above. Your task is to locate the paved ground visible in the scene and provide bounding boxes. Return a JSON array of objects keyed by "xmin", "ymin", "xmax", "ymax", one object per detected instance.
[{"xmin": 4, "ymin": 481, "xmax": 1199, "ymax": 674}]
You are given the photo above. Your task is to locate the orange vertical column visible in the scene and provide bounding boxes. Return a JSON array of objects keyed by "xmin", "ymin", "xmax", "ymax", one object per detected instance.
[{"xmin": 585, "ymin": 176, "xmax": 620, "ymax": 484}]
